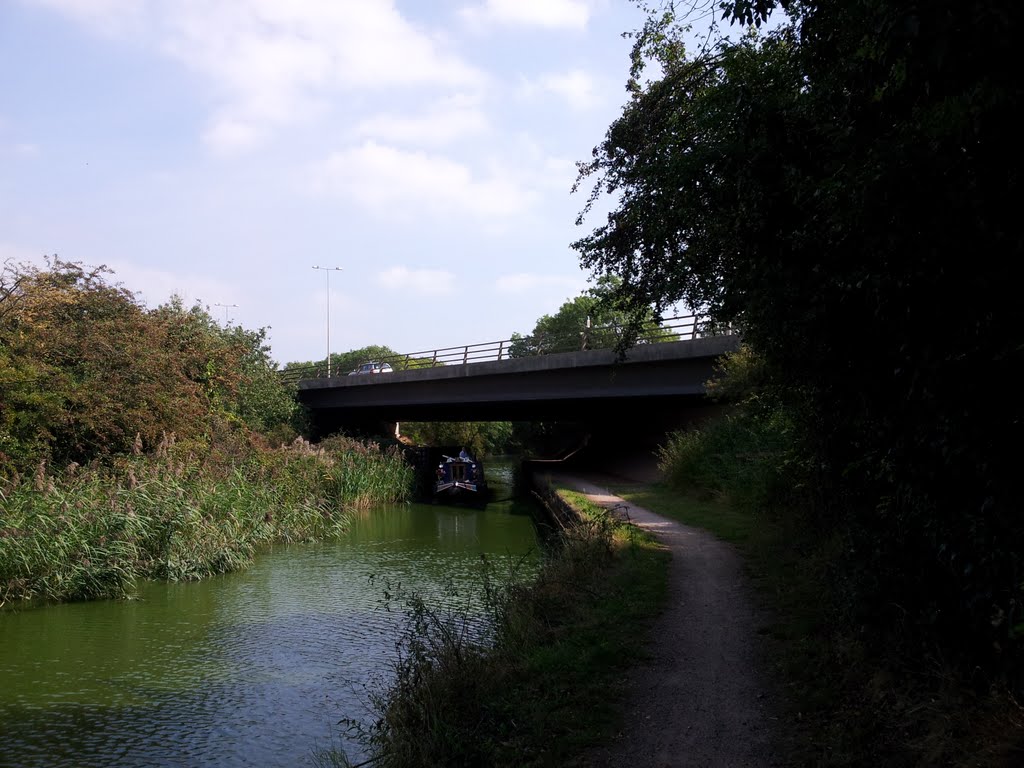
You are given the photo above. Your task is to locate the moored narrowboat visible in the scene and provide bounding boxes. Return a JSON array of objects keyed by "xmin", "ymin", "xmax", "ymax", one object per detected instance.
[{"xmin": 435, "ymin": 448, "xmax": 488, "ymax": 502}]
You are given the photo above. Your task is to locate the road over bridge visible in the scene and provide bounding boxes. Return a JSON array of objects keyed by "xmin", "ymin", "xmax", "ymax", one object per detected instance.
[{"xmin": 296, "ymin": 334, "xmax": 740, "ymax": 437}]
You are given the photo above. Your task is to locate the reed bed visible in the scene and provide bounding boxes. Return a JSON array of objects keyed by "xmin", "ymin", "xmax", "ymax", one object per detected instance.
[{"xmin": 0, "ymin": 434, "xmax": 413, "ymax": 606}]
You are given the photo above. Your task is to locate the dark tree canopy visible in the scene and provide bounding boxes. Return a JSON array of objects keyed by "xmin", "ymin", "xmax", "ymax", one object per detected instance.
[{"xmin": 574, "ymin": 0, "xmax": 1024, "ymax": 690}]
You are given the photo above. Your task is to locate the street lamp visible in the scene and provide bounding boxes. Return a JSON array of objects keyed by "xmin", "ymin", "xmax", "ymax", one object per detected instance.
[
  {"xmin": 213, "ymin": 303, "xmax": 238, "ymax": 325},
  {"xmin": 312, "ymin": 265, "xmax": 343, "ymax": 377}
]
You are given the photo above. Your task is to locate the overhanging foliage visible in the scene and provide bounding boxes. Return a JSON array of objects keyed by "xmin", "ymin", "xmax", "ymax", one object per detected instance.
[{"xmin": 574, "ymin": 0, "xmax": 1024, "ymax": 695}]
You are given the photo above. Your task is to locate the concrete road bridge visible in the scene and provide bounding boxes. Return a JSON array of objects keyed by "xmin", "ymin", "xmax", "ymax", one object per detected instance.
[{"xmin": 292, "ymin": 315, "xmax": 741, "ymax": 438}]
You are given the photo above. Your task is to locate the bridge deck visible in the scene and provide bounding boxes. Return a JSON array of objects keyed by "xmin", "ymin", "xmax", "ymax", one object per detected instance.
[{"xmin": 297, "ymin": 335, "xmax": 740, "ymax": 426}]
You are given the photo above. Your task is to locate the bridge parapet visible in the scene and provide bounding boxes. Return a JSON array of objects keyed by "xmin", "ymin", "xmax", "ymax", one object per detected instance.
[
  {"xmin": 280, "ymin": 313, "xmax": 738, "ymax": 386},
  {"xmin": 295, "ymin": 331, "xmax": 741, "ymax": 427}
]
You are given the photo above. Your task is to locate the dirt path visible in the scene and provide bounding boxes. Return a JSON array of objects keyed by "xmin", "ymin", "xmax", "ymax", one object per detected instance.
[{"xmin": 548, "ymin": 470, "xmax": 786, "ymax": 768}]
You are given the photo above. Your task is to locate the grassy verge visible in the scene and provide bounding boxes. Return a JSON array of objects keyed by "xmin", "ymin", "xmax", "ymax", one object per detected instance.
[
  {"xmin": 0, "ymin": 434, "xmax": 413, "ymax": 606},
  {"xmin": 334, "ymin": 482, "xmax": 670, "ymax": 768}
]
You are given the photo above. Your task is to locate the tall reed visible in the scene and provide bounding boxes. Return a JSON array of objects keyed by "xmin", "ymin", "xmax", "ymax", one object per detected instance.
[{"xmin": 0, "ymin": 435, "xmax": 413, "ymax": 606}]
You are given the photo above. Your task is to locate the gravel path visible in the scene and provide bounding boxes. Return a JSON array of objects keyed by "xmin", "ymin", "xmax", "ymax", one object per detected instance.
[{"xmin": 548, "ymin": 471, "xmax": 787, "ymax": 768}]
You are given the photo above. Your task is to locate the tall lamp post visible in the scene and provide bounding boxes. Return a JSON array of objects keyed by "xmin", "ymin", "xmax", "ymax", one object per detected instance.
[
  {"xmin": 213, "ymin": 303, "xmax": 238, "ymax": 325},
  {"xmin": 312, "ymin": 265, "xmax": 343, "ymax": 377}
]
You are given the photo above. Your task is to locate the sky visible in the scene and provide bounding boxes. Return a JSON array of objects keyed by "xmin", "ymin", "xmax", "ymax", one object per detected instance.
[{"xmin": 0, "ymin": 0, "xmax": 725, "ymax": 367}]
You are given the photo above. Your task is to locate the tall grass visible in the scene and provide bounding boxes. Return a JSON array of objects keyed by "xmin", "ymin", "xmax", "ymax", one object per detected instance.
[
  {"xmin": 333, "ymin": 481, "xmax": 669, "ymax": 768},
  {"xmin": 0, "ymin": 433, "xmax": 413, "ymax": 606},
  {"xmin": 656, "ymin": 407, "xmax": 797, "ymax": 510}
]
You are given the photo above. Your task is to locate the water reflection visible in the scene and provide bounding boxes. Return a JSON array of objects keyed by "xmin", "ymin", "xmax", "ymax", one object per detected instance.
[{"xmin": 0, "ymin": 459, "xmax": 540, "ymax": 768}]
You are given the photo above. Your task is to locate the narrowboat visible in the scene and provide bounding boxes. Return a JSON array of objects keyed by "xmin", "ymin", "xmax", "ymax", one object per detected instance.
[{"xmin": 435, "ymin": 448, "xmax": 488, "ymax": 502}]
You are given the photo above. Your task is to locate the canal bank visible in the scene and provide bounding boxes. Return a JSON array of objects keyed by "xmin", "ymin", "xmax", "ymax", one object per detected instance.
[{"xmin": 344, "ymin": 461, "xmax": 672, "ymax": 767}]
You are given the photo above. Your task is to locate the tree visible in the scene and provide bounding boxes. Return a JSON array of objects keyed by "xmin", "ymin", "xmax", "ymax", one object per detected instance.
[
  {"xmin": 0, "ymin": 258, "xmax": 207, "ymax": 467},
  {"xmin": 221, "ymin": 323, "xmax": 303, "ymax": 440},
  {"xmin": 573, "ymin": 0, "xmax": 1024, "ymax": 692},
  {"xmin": 0, "ymin": 257, "xmax": 302, "ymax": 474},
  {"xmin": 508, "ymin": 275, "xmax": 677, "ymax": 358}
]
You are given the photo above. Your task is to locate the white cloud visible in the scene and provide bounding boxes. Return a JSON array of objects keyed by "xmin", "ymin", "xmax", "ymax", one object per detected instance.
[
  {"xmin": 494, "ymin": 272, "xmax": 584, "ymax": 295},
  {"xmin": 314, "ymin": 141, "xmax": 533, "ymax": 218},
  {"xmin": 356, "ymin": 98, "xmax": 488, "ymax": 146},
  {"xmin": 30, "ymin": 0, "xmax": 487, "ymax": 152},
  {"xmin": 519, "ymin": 69, "xmax": 599, "ymax": 110},
  {"xmin": 461, "ymin": 0, "xmax": 590, "ymax": 29},
  {"xmin": 202, "ymin": 116, "xmax": 267, "ymax": 154},
  {"xmin": 375, "ymin": 266, "xmax": 455, "ymax": 296},
  {"xmin": 163, "ymin": 0, "xmax": 487, "ymax": 152}
]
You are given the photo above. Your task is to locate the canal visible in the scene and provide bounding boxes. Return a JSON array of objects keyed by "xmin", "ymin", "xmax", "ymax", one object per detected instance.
[{"xmin": 0, "ymin": 459, "xmax": 543, "ymax": 767}]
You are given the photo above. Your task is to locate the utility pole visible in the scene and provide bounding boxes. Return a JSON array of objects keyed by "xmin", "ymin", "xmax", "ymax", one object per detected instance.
[{"xmin": 312, "ymin": 266, "xmax": 343, "ymax": 377}]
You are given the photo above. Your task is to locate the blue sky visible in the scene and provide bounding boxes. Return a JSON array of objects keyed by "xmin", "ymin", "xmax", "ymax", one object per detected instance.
[{"xmin": 0, "ymin": 0, "xmax": 716, "ymax": 367}]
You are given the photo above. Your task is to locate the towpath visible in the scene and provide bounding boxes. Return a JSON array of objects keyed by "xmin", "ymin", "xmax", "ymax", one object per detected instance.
[{"xmin": 546, "ymin": 468, "xmax": 788, "ymax": 768}]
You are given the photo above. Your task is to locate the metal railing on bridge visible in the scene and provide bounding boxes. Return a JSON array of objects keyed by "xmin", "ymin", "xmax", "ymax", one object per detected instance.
[{"xmin": 278, "ymin": 313, "xmax": 737, "ymax": 386}]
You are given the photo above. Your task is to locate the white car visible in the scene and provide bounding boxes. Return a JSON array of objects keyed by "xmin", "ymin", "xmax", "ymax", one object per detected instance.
[{"xmin": 349, "ymin": 361, "xmax": 394, "ymax": 375}]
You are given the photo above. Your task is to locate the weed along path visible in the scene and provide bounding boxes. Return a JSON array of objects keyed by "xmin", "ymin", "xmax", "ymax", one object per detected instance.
[{"xmin": 548, "ymin": 471, "xmax": 784, "ymax": 768}]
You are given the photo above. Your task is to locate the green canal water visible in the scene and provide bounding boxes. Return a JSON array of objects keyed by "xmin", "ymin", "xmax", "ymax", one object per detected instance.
[{"xmin": 0, "ymin": 460, "xmax": 542, "ymax": 767}]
